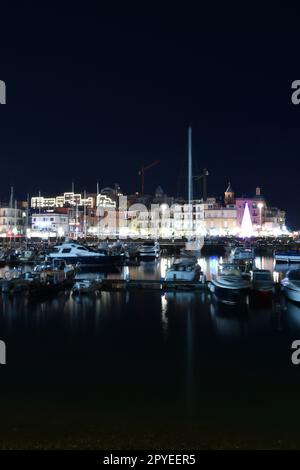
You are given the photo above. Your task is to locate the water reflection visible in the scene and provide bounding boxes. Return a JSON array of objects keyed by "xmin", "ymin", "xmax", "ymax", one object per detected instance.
[
  {"xmin": 285, "ymin": 299, "xmax": 300, "ymax": 333},
  {"xmin": 210, "ymin": 301, "xmax": 250, "ymax": 342},
  {"xmin": 0, "ymin": 279, "xmax": 300, "ymax": 447},
  {"xmin": 89, "ymin": 255, "xmax": 289, "ymax": 283}
]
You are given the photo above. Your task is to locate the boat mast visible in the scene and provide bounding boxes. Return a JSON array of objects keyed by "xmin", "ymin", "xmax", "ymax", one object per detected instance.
[
  {"xmin": 9, "ymin": 186, "xmax": 13, "ymax": 209},
  {"xmin": 97, "ymin": 181, "xmax": 100, "ymax": 241},
  {"xmin": 38, "ymin": 190, "xmax": 41, "ymax": 215},
  {"xmin": 188, "ymin": 124, "xmax": 193, "ymax": 204},
  {"xmin": 26, "ymin": 193, "xmax": 29, "ymax": 248},
  {"xmin": 83, "ymin": 189, "xmax": 87, "ymax": 238}
]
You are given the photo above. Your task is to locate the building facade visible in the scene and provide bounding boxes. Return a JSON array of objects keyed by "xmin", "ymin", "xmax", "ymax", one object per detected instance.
[
  {"xmin": 0, "ymin": 207, "xmax": 24, "ymax": 237},
  {"xmin": 31, "ymin": 212, "xmax": 69, "ymax": 237}
]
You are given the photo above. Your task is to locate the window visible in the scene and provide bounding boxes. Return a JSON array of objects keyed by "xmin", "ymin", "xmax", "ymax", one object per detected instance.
[{"xmin": 62, "ymin": 248, "xmax": 71, "ymax": 254}]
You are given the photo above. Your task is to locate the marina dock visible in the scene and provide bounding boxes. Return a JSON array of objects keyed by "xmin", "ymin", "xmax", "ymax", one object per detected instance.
[{"xmin": 99, "ymin": 278, "xmax": 208, "ymax": 292}]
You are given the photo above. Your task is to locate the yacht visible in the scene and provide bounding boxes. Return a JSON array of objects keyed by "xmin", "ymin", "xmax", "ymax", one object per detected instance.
[
  {"xmin": 19, "ymin": 250, "xmax": 36, "ymax": 264},
  {"xmin": 165, "ymin": 258, "xmax": 201, "ymax": 282},
  {"xmin": 71, "ymin": 279, "xmax": 102, "ymax": 296},
  {"xmin": 138, "ymin": 240, "xmax": 160, "ymax": 261},
  {"xmin": 219, "ymin": 261, "xmax": 252, "ymax": 280},
  {"xmin": 33, "ymin": 259, "xmax": 76, "ymax": 279},
  {"xmin": 47, "ymin": 242, "xmax": 123, "ymax": 268},
  {"xmin": 281, "ymin": 269, "xmax": 300, "ymax": 303},
  {"xmin": 208, "ymin": 266, "xmax": 251, "ymax": 304}
]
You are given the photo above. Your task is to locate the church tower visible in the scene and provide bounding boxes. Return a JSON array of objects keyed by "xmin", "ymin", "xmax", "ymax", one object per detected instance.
[{"xmin": 224, "ymin": 182, "xmax": 235, "ymax": 205}]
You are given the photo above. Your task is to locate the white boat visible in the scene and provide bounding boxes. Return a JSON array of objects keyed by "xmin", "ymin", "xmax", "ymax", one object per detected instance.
[
  {"xmin": 33, "ymin": 259, "xmax": 75, "ymax": 278},
  {"xmin": 71, "ymin": 279, "xmax": 101, "ymax": 295},
  {"xmin": 281, "ymin": 269, "xmax": 300, "ymax": 303},
  {"xmin": 98, "ymin": 240, "xmax": 124, "ymax": 254},
  {"xmin": 138, "ymin": 240, "xmax": 160, "ymax": 260},
  {"xmin": 219, "ymin": 261, "xmax": 252, "ymax": 280},
  {"xmin": 19, "ymin": 250, "xmax": 36, "ymax": 263},
  {"xmin": 165, "ymin": 258, "xmax": 201, "ymax": 282},
  {"xmin": 209, "ymin": 266, "xmax": 251, "ymax": 304},
  {"xmin": 47, "ymin": 242, "xmax": 123, "ymax": 267},
  {"xmin": 275, "ymin": 251, "xmax": 300, "ymax": 263},
  {"xmin": 231, "ymin": 247, "xmax": 254, "ymax": 261},
  {"xmin": 250, "ymin": 269, "xmax": 274, "ymax": 295},
  {"xmin": 124, "ymin": 242, "xmax": 140, "ymax": 259}
]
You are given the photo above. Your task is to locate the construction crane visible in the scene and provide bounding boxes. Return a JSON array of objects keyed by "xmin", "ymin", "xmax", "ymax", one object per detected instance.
[
  {"xmin": 138, "ymin": 160, "xmax": 160, "ymax": 194},
  {"xmin": 194, "ymin": 168, "xmax": 209, "ymax": 201}
]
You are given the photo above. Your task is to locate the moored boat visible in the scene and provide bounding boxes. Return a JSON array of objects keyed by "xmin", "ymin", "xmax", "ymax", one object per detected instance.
[
  {"xmin": 208, "ymin": 266, "xmax": 251, "ymax": 304},
  {"xmin": 281, "ymin": 269, "xmax": 300, "ymax": 303},
  {"xmin": 231, "ymin": 246, "xmax": 254, "ymax": 261},
  {"xmin": 71, "ymin": 279, "xmax": 102, "ymax": 295},
  {"xmin": 138, "ymin": 240, "xmax": 160, "ymax": 261},
  {"xmin": 47, "ymin": 242, "xmax": 123, "ymax": 267},
  {"xmin": 33, "ymin": 259, "xmax": 76, "ymax": 278},
  {"xmin": 275, "ymin": 250, "xmax": 300, "ymax": 263},
  {"xmin": 19, "ymin": 250, "xmax": 36, "ymax": 264},
  {"xmin": 165, "ymin": 258, "xmax": 201, "ymax": 282}
]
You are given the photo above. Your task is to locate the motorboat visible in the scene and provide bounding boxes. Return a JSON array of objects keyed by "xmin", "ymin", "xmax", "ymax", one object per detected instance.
[
  {"xmin": 33, "ymin": 259, "xmax": 76, "ymax": 278},
  {"xmin": 250, "ymin": 269, "xmax": 275, "ymax": 296},
  {"xmin": 138, "ymin": 240, "xmax": 160, "ymax": 260},
  {"xmin": 219, "ymin": 261, "xmax": 252, "ymax": 280},
  {"xmin": 47, "ymin": 242, "xmax": 123, "ymax": 267},
  {"xmin": 208, "ymin": 266, "xmax": 251, "ymax": 304},
  {"xmin": 165, "ymin": 258, "xmax": 201, "ymax": 282},
  {"xmin": 19, "ymin": 250, "xmax": 36, "ymax": 264},
  {"xmin": 275, "ymin": 251, "xmax": 300, "ymax": 263},
  {"xmin": 123, "ymin": 242, "xmax": 140, "ymax": 261},
  {"xmin": 231, "ymin": 246, "xmax": 254, "ymax": 261},
  {"xmin": 98, "ymin": 239, "xmax": 124, "ymax": 255},
  {"xmin": 281, "ymin": 269, "xmax": 300, "ymax": 303},
  {"xmin": 71, "ymin": 279, "xmax": 102, "ymax": 295}
]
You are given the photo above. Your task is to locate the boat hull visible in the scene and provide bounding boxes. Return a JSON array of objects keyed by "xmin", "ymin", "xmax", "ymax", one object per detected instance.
[
  {"xmin": 47, "ymin": 254, "xmax": 123, "ymax": 267},
  {"xmin": 165, "ymin": 271, "xmax": 198, "ymax": 282},
  {"xmin": 209, "ymin": 281, "xmax": 249, "ymax": 304},
  {"xmin": 283, "ymin": 286, "xmax": 300, "ymax": 303},
  {"xmin": 275, "ymin": 252, "xmax": 300, "ymax": 263}
]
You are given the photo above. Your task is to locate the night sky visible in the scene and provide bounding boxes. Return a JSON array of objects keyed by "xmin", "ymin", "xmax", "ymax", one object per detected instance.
[{"xmin": 0, "ymin": 3, "xmax": 300, "ymax": 226}]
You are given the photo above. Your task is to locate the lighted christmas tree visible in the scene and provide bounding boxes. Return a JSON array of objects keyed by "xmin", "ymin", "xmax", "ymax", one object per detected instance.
[{"xmin": 240, "ymin": 202, "xmax": 253, "ymax": 237}]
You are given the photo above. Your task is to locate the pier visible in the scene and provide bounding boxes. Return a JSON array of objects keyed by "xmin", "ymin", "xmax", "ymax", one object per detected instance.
[{"xmin": 99, "ymin": 278, "xmax": 208, "ymax": 292}]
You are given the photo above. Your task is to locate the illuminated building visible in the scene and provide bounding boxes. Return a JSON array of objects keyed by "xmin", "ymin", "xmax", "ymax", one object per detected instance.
[
  {"xmin": 31, "ymin": 213, "xmax": 69, "ymax": 238},
  {"xmin": 27, "ymin": 183, "xmax": 288, "ymax": 239},
  {"xmin": 31, "ymin": 192, "xmax": 95, "ymax": 209},
  {"xmin": 236, "ymin": 188, "xmax": 265, "ymax": 227},
  {"xmin": 0, "ymin": 207, "xmax": 24, "ymax": 237}
]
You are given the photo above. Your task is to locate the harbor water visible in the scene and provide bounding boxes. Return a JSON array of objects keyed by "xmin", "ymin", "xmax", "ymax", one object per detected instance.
[{"xmin": 0, "ymin": 255, "xmax": 300, "ymax": 449}]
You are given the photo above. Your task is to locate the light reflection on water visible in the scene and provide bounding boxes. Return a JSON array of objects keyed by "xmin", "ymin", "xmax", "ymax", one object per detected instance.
[
  {"xmin": 94, "ymin": 255, "xmax": 299, "ymax": 283},
  {"xmin": 0, "ymin": 255, "xmax": 295, "ymax": 284},
  {"xmin": 0, "ymin": 255, "xmax": 300, "ymax": 446}
]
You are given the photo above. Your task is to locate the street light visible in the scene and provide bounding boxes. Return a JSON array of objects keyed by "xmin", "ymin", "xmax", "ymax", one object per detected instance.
[{"xmin": 257, "ymin": 202, "xmax": 264, "ymax": 231}]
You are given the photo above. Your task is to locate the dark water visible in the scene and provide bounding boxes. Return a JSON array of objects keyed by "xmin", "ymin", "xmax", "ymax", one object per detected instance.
[{"xmin": 1, "ymin": 256, "xmax": 300, "ymax": 449}]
